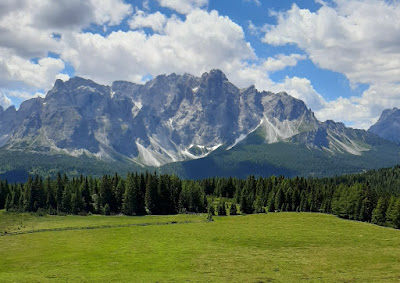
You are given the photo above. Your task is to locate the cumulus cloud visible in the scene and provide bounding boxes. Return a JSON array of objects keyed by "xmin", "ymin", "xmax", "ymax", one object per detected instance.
[
  {"xmin": 264, "ymin": 1, "xmax": 400, "ymax": 85},
  {"xmin": 263, "ymin": 0, "xmax": 400, "ymax": 128},
  {"xmin": 129, "ymin": 10, "xmax": 168, "ymax": 33},
  {"xmin": 0, "ymin": 48, "xmax": 65, "ymax": 90},
  {"xmin": 33, "ymin": 0, "xmax": 94, "ymax": 30},
  {"xmin": 0, "ymin": 0, "xmax": 132, "ymax": 59},
  {"xmin": 275, "ymin": 76, "xmax": 326, "ymax": 111},
  {"xmin": 61, "ymin": 9, "xmax": 255, "ymax": 84},
  {"xmin": 263, "ymin": 54, "xmax": 306, "ymax": 72},
  {"xmin": 90, "ymin": 0, "xmax": 133, "ymax": 26},
  {"xmin": 157, "ymin": 0, "xmax": 208, "ymax": 14},
  {"xmin": 0, "ymin": 0, "xmax": 132, "ymax": 106}
]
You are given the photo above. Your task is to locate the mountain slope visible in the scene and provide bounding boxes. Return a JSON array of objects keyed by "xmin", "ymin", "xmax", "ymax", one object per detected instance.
[
  {"xmin": 369, "ymin": 107, "xmax": 400, "ymax": 143},
  {"xmin": 160, "ymin": 123, "xmax": 400, "ymax": 179},
  {"xmin": 0, "ymin": 70, "xmax": 399, "ymax": 181}
]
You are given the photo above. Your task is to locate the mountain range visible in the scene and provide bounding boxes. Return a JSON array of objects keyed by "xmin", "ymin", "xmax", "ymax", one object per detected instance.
[{"xmin": 0, "ymin": 69, "xmax": 399, "ymax": 182}]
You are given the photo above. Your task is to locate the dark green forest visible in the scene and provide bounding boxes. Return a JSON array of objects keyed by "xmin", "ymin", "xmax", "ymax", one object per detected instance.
[{"xmin": 1, "ymin": 165, "xmax": 400, "ymax": 229}]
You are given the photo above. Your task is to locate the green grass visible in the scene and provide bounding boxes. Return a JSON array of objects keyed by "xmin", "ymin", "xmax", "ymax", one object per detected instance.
[{"xmin": 1, "ymin": 212, "xmax": 400, "ymax": 282}]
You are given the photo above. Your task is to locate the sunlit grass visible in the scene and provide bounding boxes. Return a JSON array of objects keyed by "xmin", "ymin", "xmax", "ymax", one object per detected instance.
[{"xmin": 1, "ymin": 212, "xmax": 399, "ymax": 282}]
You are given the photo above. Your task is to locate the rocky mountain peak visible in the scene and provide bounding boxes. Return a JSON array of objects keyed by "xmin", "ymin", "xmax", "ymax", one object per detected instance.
[
  {"xmin": 201, "ymin": 69, "xmax": 228, "ymax": 82},
  {"xmin": 0, "ymin": 69, "xmax": 383, "ymax": 166},
  {"xmin": 369, "ymin": 107, "xmax": 400, "ymax": 143}
]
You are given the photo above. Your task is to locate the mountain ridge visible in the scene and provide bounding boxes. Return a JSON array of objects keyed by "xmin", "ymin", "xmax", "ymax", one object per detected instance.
[
  {"xmin": 369, "ymin": 107, "xmax": 400, "ymax": 144},
  {"xmin": 0, "ymin": 69, "xmax": 399, "ymax": 181}
]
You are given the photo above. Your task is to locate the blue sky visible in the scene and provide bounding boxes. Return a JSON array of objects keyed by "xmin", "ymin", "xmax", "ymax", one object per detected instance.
[{"xmin": 1, "ymin": 0, "xmax": 400, "ymax": 129}]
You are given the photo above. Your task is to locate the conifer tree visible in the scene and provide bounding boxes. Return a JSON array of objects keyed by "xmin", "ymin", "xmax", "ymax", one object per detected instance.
[
  {"xmin": 372, "ymin": 197, "xmax": 388, "ymax": 226},
  {"xmin": 122, "ymin": 173, "xmax": 136, "ymax": 216},
  {"xmin": 217, "ymin": 200, "xmax": 227, "ymax": 216},
  {"xmin": 55, "ymin": 173, "xmax": 64, "ymax": 211},
  {"xmin": 254, "ymin": 195, "xmax": 265, "ymax": 213},
  {"xmin": 145, "ymin": 172, "xmax": 158, "ymax": 214},
  {"xmin": 229, "ymin": 203, "xmax": 237, "ymax": 215},
  {"xmin": 267, "ymin": 194, "xmax": 275, "ymax": 212},
  {"xmin": 4, "ymin": 193, "xmax": 10, "ymax": 211},
  {"xmin": 275, "ymin": 187, "xmax": 284, "ymax": 212},
  {"xmin": 80, "ymin": 178, "xmax": 91, "ymax": 212}
]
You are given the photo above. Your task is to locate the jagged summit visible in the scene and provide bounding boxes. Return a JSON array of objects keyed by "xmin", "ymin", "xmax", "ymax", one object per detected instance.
[
  {"xmin": 0, "ymin": 70, "xmax": 389, "ymax": 167},
  {"xmin": 369, "ymin": 107, "xmax": 400, "ymax": 143}
]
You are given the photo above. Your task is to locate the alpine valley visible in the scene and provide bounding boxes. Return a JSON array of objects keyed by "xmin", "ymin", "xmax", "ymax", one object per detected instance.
[{"xmin": 0, "ymin": 69, "xmax": 399, "ymax": 182}]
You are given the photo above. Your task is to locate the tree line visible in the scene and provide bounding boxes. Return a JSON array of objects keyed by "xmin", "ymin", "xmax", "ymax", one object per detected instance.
[
  {"xmin": 0, "ymin": 172, "xmax": 207, "ymax": 216},
  {"xmin": 1, "ymin": 165, "xmax": 400, "ymax": 229}
]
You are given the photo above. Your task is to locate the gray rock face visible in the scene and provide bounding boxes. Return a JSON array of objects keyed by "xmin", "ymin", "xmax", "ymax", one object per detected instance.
[
  {"xmin": 369, "ymin": 108, "xmax": 400, "ymax": 143},
  {"xmin": 0, "ymin": 69, "xmax": 378, "ymax": 166}
]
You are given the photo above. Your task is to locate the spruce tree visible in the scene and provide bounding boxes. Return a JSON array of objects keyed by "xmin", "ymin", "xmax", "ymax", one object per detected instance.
[
  {"xmin": 217, "ymin": 200, "xmax": 227, "ymax": 216},
  {"xmin": 4, "ymin": 193, "xmax": 10, "ymax": 211},
  {"xmin": 386, "ymin": 197, "xmax": 400, "ymax": 228},
  {"xmin": 55, "ymin": 173, "xmax": 64, "ymax": 211},
  {"xmin": 229, "ymin": 203, "xmax": 237, "ymax": 215},
  {"xmin": 372, "ymin": 197, "xmax": 388, "ymax": 226},
  {"xmin": 122, "ymin": 173, "xmax": 136, "ymax": 216},
  {"xmin": 275, "ymin": 187, "xmax": 284, "ymax": 212},
  {"xmin": 145, "ymin": 173, "xmax": 158, "ymax": 214},
  {"xmin": 267, "ymin": 194, "xmax": 275, "ymax": 212}
]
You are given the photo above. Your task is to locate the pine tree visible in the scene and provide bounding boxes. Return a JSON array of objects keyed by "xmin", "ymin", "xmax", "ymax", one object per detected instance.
[
  {"xmin": 229, "ymin": 203, "xmax": 237, "ymax": 215},
  {"xmin": 112, "ymin": 173, "xmax": 123, "ymax": 213},
  {"xmin": 61, "ymin": 183, "xmax": 73, "ymax": 214},
  {"xmin": 23, "ymin": 176, "xmax": 34, "ymax": 212},
  {"xmin": 145, "ymin": 172, "xmax": 158, "ymax": 214},
  {"xmin": 254, "ymin": 195, "xmax": 265, "ymax": 213},
  {"xmin": 103, "ymin": 203, "xmax": 111, "ymax": 215},
  {"xmin": 386, "ymin": 197, "xmax": 400, "ymax": 228},
  {"xmin": 267, "ymin": 193, "xmax": 275, "ymax": 212},
  {"xmin": 45, "ymin": 177, "xmax": 56, "ymax": 212},
  {"xmin": 99, "ymin": 175, "xmax": 116, "ymax": 213},
  {"xmin": 372, "ymin": 197, "xmax": 388, "ymax": 226},
  {"xmin": 80, "ymin": 178, "xmax": 91, "ymax": 212},
  {"xmin": 217, "ymin": 200, "xmax": 227, "ymax": 216},
  {"xmin": 275, "ymin": 187, "xmax": 284, "ymax": 212},
  {"xmin": 240, "ymin": 193, "xmax": 250, "ymax": 214},
  {"xmin": 55, "ymin": 173, "xmax": 64, "ymax": 211},
  {"xmin": 4, "ymin": 193, "xmax": 10, "ymax": 211},
  {"xmin": 292, "ymin": 187, "xmax": 301, "ymax": 211},
  {"xmin": 122, "ymin": 173, "xmax": 136, "ymax": 216}
]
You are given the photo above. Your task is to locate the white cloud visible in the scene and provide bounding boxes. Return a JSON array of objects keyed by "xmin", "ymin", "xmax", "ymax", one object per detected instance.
[
  {"xmin": 143, "ymin": 0, "xmax": 150, "ymax": 11},
  {"xmin": 129, "ymin": 10, "xmax": 168, "ymax": 33},
  {"xmin": 244, "ymin": 0, "xmax": 261, "ymax": 6},
  {"xmin": 263, "ymin": 54, "xmax": 306, "ymax": 72},
  {"xmin": 0, "ymin": 90, "xmax": 12, "ymax": 110},
  {"xmin": 7, "ymin": 90, "xmax": 46, "ymax": 101},
  {"xmin": 157, "ymin": 0, "xmax": 208, "ymax": 14},
  {"xmin": 264, "ymin": 1, "xmax": 400, "ymax": 85},
  {"xmin": 56, "ymin": 73, "xmax": 70, "ymax": 82},
  {"xmin": 61, "ymin": 10, "xmax": 255, "ymax": 84},
  {"xmin": 0, "ymin": 48, "xmax": 65, "ymax": 90},
  {"xmin": 263, "ymin": 0, "xmax": 400, "ymax": 128},
  {"xmin": 90, "ymin": 0, "xmax": 132, "ymax": 26},
  {"xmin": 275, "ymin": 76, "xmax": 326, "ymax": 111},
  {"xmin": 0, "ymin": 0, "xmax": 132, "ymax": 106}
]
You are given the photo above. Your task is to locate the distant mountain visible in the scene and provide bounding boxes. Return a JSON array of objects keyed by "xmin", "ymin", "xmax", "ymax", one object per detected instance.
[
  {"xmin": 369, "ymin": 108, "xmax": 400, "ymax": 143},
  {"xmin": 0, "ymin": 70, "xmax": 399, "ymax": 181}
]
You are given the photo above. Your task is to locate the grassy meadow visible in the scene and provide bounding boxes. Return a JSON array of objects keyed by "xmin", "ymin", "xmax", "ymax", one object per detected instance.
[{"xmin": 1, "ymin": 211, "xmax": 400, "ymax": 282}]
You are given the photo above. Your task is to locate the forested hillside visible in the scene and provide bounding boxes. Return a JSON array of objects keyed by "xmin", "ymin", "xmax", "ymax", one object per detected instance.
[{"xmin": 1, "ymin": 165, "xmax": 400, "ymax": 229}]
